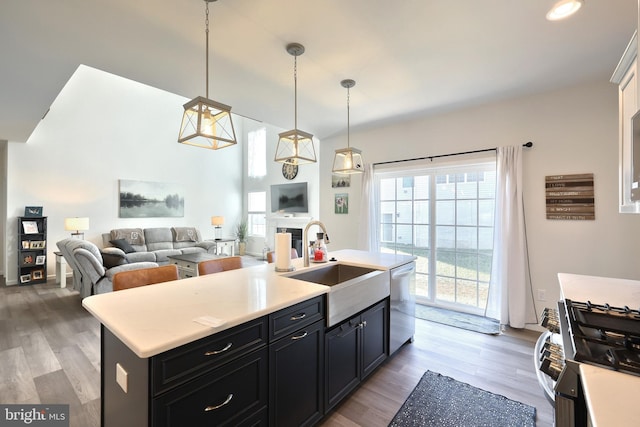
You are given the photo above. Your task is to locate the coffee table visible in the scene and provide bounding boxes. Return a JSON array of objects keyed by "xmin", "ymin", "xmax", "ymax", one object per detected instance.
[{"xmin": 167, "ymin": 252, "xmax": 222, "ymax": 279}]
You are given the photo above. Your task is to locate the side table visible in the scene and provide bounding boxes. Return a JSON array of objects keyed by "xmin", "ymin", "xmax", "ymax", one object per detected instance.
[
  {"xmin": 214, "ymin": 238, "xmax": 236, "ymax": 256},
  {"xmin": 167, "ymin": 253, "xmax": 222, "ymax": 279},
  {"xmin": 54, "ymin": 251, "xmax": 67, "ymax": 288}
]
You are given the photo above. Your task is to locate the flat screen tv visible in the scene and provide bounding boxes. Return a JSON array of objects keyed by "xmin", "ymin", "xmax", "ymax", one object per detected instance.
[{"xmin": 271, "ymin": 182, "xmax": 308, "ymax": 213}]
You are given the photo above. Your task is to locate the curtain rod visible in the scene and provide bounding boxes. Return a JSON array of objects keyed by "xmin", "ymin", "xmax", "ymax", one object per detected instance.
[{"xmin": 373, "ymin": 141, "xmax": 533, "ymax": 167}]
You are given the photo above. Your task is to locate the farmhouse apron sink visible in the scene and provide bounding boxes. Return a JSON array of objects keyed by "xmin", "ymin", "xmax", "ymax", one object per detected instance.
[{"xmin": 285, "ymin": 263, "xmax": 389, "ymax": 327}]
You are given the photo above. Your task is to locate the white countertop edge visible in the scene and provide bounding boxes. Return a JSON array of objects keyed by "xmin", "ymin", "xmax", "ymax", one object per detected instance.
[
  {"xmin": 580, "ymin": 364, "xmax": 640, "ymax": 427},
  {"xmin": 84, "ymin": 286, "xmax": 329, "ymax": 358},
  {"xmin": 557, "ymin": 272, "xmax": 640, "ymax": 307}
]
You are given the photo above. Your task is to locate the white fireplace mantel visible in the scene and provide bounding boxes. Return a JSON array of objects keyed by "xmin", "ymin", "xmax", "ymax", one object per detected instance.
[
  {"xmin": 269, "ymin": 215, "xmax": 313, "ymax": 230},
  {"xmin": 266, "ymin": 215, "xmax": 314, "ymax": 251}
]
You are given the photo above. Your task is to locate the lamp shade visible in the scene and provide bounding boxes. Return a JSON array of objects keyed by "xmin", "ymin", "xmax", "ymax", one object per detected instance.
[
  {"xmin": 64, "ymin": 217, "xmax": 89, "ymax": 231},
  {"xmin": 211, "ymin": 216, "xmax": 225, "ymax": 226}
]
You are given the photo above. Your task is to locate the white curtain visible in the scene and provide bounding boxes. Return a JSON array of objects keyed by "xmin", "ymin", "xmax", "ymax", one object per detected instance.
[
  {"xmin": 486, "ymin": 145, "xmax": 531, "ymax": 328},
  {"xmin": 358, "ymin": 164, "xmax": 379, "ymax": 251}
]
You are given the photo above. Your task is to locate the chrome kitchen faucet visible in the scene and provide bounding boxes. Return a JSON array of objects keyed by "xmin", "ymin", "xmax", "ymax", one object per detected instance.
[{"xmin": 302, "ymin": 220, "xmax": 330, "ymax": 267}]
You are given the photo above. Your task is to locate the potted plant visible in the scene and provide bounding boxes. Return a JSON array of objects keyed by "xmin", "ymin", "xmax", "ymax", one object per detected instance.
[{"xmin": 235, "ymin": 218, "xmax": 248, "ymax": 255}]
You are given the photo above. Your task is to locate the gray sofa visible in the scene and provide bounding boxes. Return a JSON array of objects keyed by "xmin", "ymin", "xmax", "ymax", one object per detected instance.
[{"xmin": 101, "ymin": 227, "xmax": 217, "ymax": 265}]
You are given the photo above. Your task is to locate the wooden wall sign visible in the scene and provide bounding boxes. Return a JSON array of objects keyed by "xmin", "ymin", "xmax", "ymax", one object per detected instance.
[{"xmin": 545, "ymin": 173, "xmax": 594, "ymax": 220}]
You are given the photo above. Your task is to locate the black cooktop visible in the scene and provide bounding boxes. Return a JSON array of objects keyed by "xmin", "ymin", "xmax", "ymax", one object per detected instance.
[{"xmin": 566, "ymin": 299, "xmax": 640, "ymax": 375}]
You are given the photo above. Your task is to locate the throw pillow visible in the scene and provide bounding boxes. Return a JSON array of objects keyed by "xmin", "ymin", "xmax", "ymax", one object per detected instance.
[
  {"xmin": 110, "ymin": 228, "xmax": 145, "ymax": 245},
  {"xmin": 101, "ymin": 252, "xmax": 128, "ymax": 269},
  {"xmin": 109, "ymin": 239, "xmax": 135, "ymax": 253},
  {"xmin": 174, "ymin": 227, "xmax": 198, "ymax": 242}
]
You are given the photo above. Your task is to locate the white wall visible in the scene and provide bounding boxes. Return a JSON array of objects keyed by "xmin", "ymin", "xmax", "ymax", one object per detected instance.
[
  {"xmin": 5, "ymin": 65, "xmax": 247, "ymax": 284},
  {"xmin": 319, "ymin": 78, "xmax": 640, "ymax": 327}
]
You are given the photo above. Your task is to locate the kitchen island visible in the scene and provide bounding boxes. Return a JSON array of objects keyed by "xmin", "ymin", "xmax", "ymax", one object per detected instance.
[{"xmin": 83, "ymin": 249, "xmax": 415, "ymax": 427}]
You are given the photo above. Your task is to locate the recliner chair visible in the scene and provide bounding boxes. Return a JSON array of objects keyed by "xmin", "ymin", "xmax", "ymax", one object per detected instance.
[
  {"xmin": 56, "ymin": 238, "xmax": 84, "ymax": 292},
  {"xmin": 57, "ymin": 238, "xmax": 158, "ymax": 297}
]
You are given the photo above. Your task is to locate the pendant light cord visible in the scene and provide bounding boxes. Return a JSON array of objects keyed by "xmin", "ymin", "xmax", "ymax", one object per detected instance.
[
  {"xmin": 293, "ymin": 54, "xmax": 298, "ymax": 131},
  {"xmin": 346, "ymin": 85, "xmax": 351, "ymax": 149},
  {"xmin": 205, "ymin": 1, "xmax": 210, "ymax": 99}
]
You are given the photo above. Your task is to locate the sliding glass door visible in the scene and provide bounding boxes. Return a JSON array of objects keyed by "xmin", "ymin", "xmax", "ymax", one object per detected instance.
[{"xmin": 376, "ymin": 161, "xmax": 496, "ymax": 315}]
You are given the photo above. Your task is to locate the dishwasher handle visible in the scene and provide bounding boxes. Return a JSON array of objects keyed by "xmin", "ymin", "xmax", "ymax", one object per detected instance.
[{"xmin": 391, "ymin": 264, "xmax": 415, "ymax": 280}]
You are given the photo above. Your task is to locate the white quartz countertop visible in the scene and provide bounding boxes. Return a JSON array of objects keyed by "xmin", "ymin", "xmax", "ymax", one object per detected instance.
[
  {"xmin": 324, "ymin": 249, "xmax": 416, "ymax": 270},
  {"xmin": 82, "ymin": 249, "xmax": 415, "ymax": 358},
  {"xmin": 557, "ymin": 273, "xmax": 640, "ymax": 426},
  {"xmin": 580, "ymin": 364, "xmax": 640, "ymax": 427},
  {"xmin": 557, "ymin": 273, "xmax": 640, "ymax": 306}
]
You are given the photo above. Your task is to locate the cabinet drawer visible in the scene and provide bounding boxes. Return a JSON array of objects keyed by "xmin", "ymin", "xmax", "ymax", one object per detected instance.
[
  {"xmin": 152, "ymin": 316, "xmax": 267, "ymax": 394},
  {"xmin": 269, "ymin": 296, "xmax": 325, "ymax": 341},
  {"xmin": 171, "ymin": 259, "xmax": 191, "ymax": 268},
  {"xmin": 152, "ymin": 347, "xmax": 268, "ymax": 427}
]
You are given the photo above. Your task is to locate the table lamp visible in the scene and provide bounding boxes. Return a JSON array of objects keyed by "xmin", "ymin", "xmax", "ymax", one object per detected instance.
[
  {"xmin": 64, "ymin": 217, "xmax": 89, "ymax": 239},
  {"xmin": 211, "ymin": 216, "xmax": 224, "ymax": 240}
]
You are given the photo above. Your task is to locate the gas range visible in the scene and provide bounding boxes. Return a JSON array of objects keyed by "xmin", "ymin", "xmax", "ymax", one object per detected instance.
[
  {"xmin": 564, "ymin": 299, "xmax": 640, "ymax": 376},
  {"xmin": 536, "ymin": 298, "xmax": 640, "ymax": 427},
  {"xmin": 537, "ymin": 274, "xmax": 640, "ymax": 427}
]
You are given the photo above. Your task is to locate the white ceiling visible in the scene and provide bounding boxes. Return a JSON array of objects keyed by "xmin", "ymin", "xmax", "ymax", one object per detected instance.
[{"xmin": 1, "ymin": 0, "xmax": 637, "ymax": 142}]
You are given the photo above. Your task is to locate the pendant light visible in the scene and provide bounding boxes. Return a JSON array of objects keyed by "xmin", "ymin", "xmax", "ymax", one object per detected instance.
[
  {"xmin": 332, "ymin": 79, "xmax": 364, "ymax": 174},
  {"xmin": 546, "ymin": 0, "xmax": 583, "ymax": 21},
  {"xmin": 178, "ymin": 0, "xmax": 237, "ymax": 150},
  {"xmin": 274, "ymin": 43, "xmax": 317, "ymax": 165}
]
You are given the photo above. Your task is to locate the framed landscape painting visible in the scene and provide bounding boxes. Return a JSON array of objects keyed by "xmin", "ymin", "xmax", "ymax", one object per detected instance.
[{"xmin": 119, "ymin": 180, "xmax": 185, "ymax": 218}]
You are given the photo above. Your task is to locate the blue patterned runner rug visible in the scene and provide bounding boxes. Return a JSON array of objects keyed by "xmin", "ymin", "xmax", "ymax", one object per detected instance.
[{"xmin": 389, "ymin": 371, "xmax": 536, "ymax": 427}]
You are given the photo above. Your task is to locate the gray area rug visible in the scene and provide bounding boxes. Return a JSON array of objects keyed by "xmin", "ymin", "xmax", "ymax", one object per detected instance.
[
  {"xmin": 415, "ymin": 304, "xmax": 501, "ymax": 335},
  {"xmin": 389, "ymin": 371, "xmax": 536, "ymax": 427}
]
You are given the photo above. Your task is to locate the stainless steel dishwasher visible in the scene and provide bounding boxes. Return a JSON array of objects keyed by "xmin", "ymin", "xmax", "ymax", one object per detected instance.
[{"xmin": 389, "ymin": 261, "xmax": 416, "ymax": 354}]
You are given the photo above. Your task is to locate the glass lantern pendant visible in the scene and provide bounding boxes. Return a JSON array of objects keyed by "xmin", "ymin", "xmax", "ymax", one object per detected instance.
[
  {"xmin": 178, "ymin": 0, "xmax": 237, "ymax": 150},
  {"xmin": 332, "ymin": 79, "xmax": 364, "ymax": 174},
  {"xmin": 274, "ymin": 43, "xmax": 316, "ymax": 165}
]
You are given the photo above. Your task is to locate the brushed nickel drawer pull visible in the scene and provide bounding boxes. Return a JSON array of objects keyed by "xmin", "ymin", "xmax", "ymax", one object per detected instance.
[
  {"xmin": 204, "ymin": 393, "xmax": 233, "ymax": 411},
  {"xmin": 291, "ymin": 331, "xmax": 308, "ymax": 340},
  {"xmin": 290, "ymin": 313, "xmax": 306, "ymax": 321},
  {"xmin": 204, "ymin": 342, "xmax": 232, "ymax": 356}
]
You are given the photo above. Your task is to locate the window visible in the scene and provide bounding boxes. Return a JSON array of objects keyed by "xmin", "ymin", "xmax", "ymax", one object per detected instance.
[
  {"xmin": 248, "ymin": 127, "xmax": 266, "ymax": 178},
  {"xmin": 376, "ymin": 161, "xmax": 496, "ymax": 314},
  {"xmin": 248, "ymin": 191, "xmax": 266, "ymax": 237}
]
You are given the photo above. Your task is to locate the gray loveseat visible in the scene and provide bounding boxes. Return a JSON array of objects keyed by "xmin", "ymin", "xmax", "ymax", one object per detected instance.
[{"xmin": 101, "ymin": 227, "xmax": 217, "ymax": 266}]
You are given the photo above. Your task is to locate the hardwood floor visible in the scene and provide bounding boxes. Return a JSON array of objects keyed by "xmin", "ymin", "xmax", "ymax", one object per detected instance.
[{"xmin": 0, "ymin": 279, "xmax": 553, "ymax": 427}]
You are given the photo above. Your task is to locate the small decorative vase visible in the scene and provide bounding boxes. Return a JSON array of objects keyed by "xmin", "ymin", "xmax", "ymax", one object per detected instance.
[{"xmin": 238, "ymin": 242, "xmax": 246, "ymax": 256}]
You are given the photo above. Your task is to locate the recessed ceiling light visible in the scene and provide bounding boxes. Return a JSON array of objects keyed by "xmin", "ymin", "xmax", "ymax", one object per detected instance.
[{"xmin": 546, "ymin": 0, "xmax": 583, "ymax": 21}]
